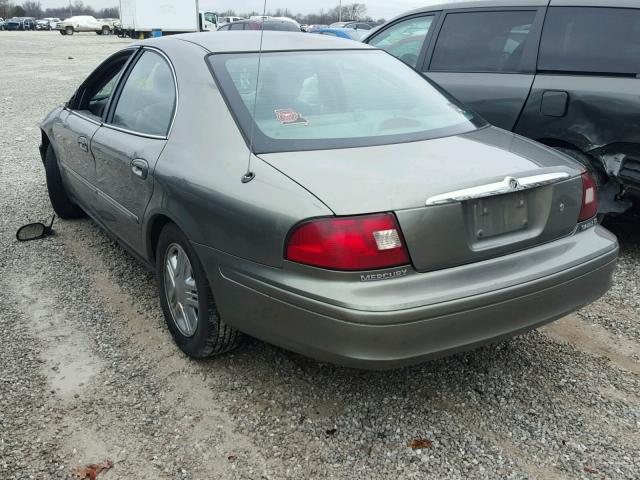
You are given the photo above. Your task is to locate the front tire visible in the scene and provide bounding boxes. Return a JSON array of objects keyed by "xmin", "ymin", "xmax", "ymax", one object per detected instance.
[
  {"xmin": 156, "ymin": 223, "xmax": 242, "ymax": 358},
  {"xmin": 44, "ymin": 144, "xmax": 85, "ymax": 219},
  {"xmin": 65, "ymin": 26, "xmax": 73, "ymax": 35}
]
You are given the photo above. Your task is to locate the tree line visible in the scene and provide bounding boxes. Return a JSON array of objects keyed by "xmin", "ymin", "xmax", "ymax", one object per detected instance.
[
  {"xmin": 0, "ymin": 1, "xmax": 118, "ymax": 19},
  {"xmin": 0, "ymin": 1, "xmax": 383, "ymax": 25},
  {"xmin": 221, "ymin": 3, "xmax": 384, "ymax": 25}
]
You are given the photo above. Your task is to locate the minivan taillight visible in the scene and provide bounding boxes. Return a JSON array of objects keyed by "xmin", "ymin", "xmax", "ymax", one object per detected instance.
[
  {"xmin": 285, "ymin": 213, "xmax": 410, "ymax": 271},
  {"xmin": 578, "ymin": 172, "xmax": 598, "ymax": 222}
]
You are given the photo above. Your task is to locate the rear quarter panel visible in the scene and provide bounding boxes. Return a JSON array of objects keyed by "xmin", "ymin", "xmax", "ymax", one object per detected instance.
[
  {"xmin": 143, "ymin": 39, "xmax": 332, "ymax": 267},
  {"xmin": 515, "ymin": 75, "xmax": 640, "ymax": 154}
]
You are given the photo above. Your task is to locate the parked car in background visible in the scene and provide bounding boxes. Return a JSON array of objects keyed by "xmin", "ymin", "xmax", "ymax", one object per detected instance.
[
  {"xmin": 217, "ymin": 19, "xmax": 301, "ymax": 31},
  {"xmin": 4, "ymin": 17, "xmax": 36, "ymax": 30},
  {"xmin": 306, "ymin": 24, "xmax": 329, "ymax": 31},
  {"xmin": 364, "ymin": 0, "xmax": 640, "ymax": 214},
  {"xmin": 37, "ymin": 17, "xmax": 61, "ymax": 30},
  {"xmin": 218, "ymin": 15, "xmax": 244, "ymax": 26},
  {"xmin": 330, "ymin": 21, "xmax": 372, "ymax": 30},
  {"xmin": 344, "ymin": 21, "xmax": 374, "ymax": 31},
  {"xmin": 56, "ymin": 16, "xmax": 113, "ymax": 35},
  {"xmin": 310, "ymin": 27, "xmax": 365, "ymax": 40},
  {"xmin": 39, "ymin": 32, "xmax": 617, "ymax": 368},
  {"xmin": 98, "ymin": 18, "xmax": 119, "ymax": 32},
  {"xmin": 0, "ymin": 18, "xmax": 5, "ymax": 30},
  {"xmin": 24, "ymin": 17, "xmax": 37, "ymax": 30}
]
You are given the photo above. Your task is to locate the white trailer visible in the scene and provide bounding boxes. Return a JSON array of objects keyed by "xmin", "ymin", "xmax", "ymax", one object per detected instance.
[{"xmin": 118, "ymin": 0, "xmax": 217, "ymax": 37}]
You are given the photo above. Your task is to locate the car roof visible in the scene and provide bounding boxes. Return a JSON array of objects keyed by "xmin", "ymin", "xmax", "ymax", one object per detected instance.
[
  {"xmin": 142, "ymin": 31, "xmax": 372, "ymax": 53},
  {"xmin": 549, "ymin": 0, "xmax": 638, "ymax": 6},
  {"xmin": 395, "ymin": 0, "xmax": 637, "ymax": 15}
]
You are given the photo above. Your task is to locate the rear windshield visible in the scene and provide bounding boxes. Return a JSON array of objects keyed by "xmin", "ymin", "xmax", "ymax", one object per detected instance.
[{"xmin": 209, "ymin": 50, "xmax": 484, "ymax": 153}]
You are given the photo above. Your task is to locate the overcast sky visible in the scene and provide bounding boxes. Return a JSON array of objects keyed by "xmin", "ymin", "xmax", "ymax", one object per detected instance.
[{"xmin": 37, "ymin": 1, "xmax": 446, "ymax": 20}]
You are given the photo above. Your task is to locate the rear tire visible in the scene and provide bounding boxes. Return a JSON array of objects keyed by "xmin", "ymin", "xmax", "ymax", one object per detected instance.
[
  {"xmin": 44, "ymin": 144, "xmax": 85, "ymax": 219},
  {"xmin": 156, "ymin": 223, "xmax": 242, "ymax": 358}
]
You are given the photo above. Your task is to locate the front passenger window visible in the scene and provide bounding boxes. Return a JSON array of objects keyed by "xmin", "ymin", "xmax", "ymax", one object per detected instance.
[
  {"xmin": 111, "ymin": 50, "xmax": 176, "ymax": 136},
  {"xmin": 368, "ymin": 16, "xmax": 433, "ymax": 68}
]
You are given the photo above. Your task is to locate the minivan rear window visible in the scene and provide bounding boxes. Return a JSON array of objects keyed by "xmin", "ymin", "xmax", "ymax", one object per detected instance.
[
  {"xmin": 209, "ymin": 50, "xmax": 484, "ymax": 153},
  {"xmin": 539, "ymin": 7, "xmax": 640, "ymax": 75}
]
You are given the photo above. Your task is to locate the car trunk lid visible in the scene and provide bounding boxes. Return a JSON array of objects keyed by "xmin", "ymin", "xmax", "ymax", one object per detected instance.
[{"xmin": 260, "ymin": 127, "xmax": 584, "ymax": 271}]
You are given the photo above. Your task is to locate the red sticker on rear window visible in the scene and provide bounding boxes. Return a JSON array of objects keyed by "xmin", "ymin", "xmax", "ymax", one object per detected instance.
[{"xmin": 275, "ymin": 109, "xmax": 308, "ymax": 125}]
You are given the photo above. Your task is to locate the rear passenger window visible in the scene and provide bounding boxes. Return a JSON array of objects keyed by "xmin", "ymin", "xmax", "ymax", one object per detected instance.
[
  {"xmin": 111, "ymin": 51, "xmax": 176, "ymax": 136},
  {"xmin": 430, "ymin": 11, "xmax": 536, "ymax": 73},
  {"xmin": 368, "ymin": 16, "xmax": 434, "ymax": 68},
  {"xmin": 539, "ymin": 7, "xmax": 640, "ymax": 75}
]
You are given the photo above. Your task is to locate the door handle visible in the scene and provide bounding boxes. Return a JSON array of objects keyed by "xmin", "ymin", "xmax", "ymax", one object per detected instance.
[
  {"xmin": 77, "ymin": 136, "xmax": 88, "ymax": 152},
  {"xmin": 131, "ymin": 159, "xmax": 149, "ymax": 180}
]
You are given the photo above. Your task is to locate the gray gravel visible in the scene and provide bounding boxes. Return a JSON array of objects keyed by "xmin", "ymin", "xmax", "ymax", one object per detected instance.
[{"xmin": 1, "ymin": 32, "xmax": 639, "ymax": 480}]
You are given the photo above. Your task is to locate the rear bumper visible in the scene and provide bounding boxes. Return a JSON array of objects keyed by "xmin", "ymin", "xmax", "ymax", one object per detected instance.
[{"xmin": 195, "ymin": 226, "xmax": 618, "ymax": 369}]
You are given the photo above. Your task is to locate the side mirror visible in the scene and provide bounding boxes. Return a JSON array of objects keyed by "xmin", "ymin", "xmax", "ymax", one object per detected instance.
[{"xmin": 16, "ymin": 215, "xmax": 56, "ymax": 242}]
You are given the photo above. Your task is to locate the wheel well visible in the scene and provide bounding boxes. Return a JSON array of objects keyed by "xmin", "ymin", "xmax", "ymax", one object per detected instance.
[
  {"xmin": 40, "ymin": 129, "xmax": 50, "ymax": 163},
  {"xmin": 148, "ymin": 215, "xmax": 173, "ymax": 263}
]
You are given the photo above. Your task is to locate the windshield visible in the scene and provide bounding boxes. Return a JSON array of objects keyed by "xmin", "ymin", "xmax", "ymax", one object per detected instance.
[{"xmin": 209, "ymin": 50, "xmax": 484, "ymax": 153}]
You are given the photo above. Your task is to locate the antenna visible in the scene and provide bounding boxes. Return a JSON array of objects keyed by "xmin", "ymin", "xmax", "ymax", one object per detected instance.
[{"xmin": 242, "ymin": 0, "xmax": 268, "ymax": 184}]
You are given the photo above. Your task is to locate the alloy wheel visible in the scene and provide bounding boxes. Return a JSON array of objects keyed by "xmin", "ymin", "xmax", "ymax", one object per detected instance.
[{"xmin": 164, "ymin": 243, "xmax": 199, "ymax": 337}]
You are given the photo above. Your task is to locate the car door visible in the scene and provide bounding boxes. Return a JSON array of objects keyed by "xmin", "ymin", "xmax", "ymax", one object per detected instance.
[
  {"xmin": 515, "ymin": 4, "xmax": 640, "ymax": 181},
  {"xmin": 422, "ymin": 7, "xmax": 544, "ymax": 131},
  {"xmin": 366, "ymin": 13, "xmax": 439, "ymax": 70},
  {"xmin": 91, "ymin": 48, "xmax": 177, "ymax": 252},
  {"xmin": 77, "ymin": 16, "xmax": 89, "ymax": 31},
  {"xmin": 51, "ymin": 49, "xmax": 136, "ymax": 213}
]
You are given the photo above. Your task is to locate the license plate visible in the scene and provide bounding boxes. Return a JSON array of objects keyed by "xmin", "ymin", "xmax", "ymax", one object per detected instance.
[{"xmin": 470, "ymin": 192, "xmax": 529, "ymax": 239}]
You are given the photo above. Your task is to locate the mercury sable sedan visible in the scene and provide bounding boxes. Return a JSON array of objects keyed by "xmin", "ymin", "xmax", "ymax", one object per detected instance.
[{"xmin": 39, "ymin": 32, "xmax": 618, "ymax": 369}]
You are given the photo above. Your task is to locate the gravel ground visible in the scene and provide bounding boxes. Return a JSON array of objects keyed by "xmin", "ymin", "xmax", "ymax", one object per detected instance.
[{"xmin": 1, "ymin": 32, "xmax": 639, "ymax": 480}]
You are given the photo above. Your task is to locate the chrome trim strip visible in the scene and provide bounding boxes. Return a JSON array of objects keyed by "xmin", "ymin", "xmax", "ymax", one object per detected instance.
[
  {"xmin": 102, "ymin": 123, "xmax": 168, "ymax": 140},
  {"xmin": 61, "ymin": 164, "xmax": 139, "ymax": 223},
  {"xmin": 96, "ymin": 189, "xmax": 139, "ymax": 223},
  {"xmin": 60, "ymin": 162, "xmax": 96, "ymax": 191},
  {"xmin": 425, "ymin": 172, "xmax": 571, "ymax": 206},
  {"xmin": 70, "ymin": 110, "xmax": 103, "ymax": 127}
]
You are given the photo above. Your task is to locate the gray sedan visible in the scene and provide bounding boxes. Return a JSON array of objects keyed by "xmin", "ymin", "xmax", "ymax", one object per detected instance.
[{"xmin": 39, "ymin": 32, "xmax": 618, "ymax": 369}]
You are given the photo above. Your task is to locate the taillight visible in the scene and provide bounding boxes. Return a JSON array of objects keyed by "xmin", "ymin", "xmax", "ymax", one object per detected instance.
[
  {"xmin": 578, "ymin": 172, "xmax": 598, "ymax": 222},
  {"xmin": 285, "ymin": 213, "xmax": 410, "ymax": 271}
]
